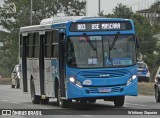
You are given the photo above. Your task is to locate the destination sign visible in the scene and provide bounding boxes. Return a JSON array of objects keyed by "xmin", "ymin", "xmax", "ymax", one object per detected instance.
[{"xmin": 70, "ymin": 21, "xmax": 132, "ymax": 32}]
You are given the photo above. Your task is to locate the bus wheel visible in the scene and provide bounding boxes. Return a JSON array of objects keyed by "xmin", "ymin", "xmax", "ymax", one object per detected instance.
[
  {"xmin": 155, "ymin": 86, "xmax": 160, "ymax": 102},
  {"xmin": 113, "ymin": 96, "xmax": 125, "ymax": 107},
  {"xmin": 11, "ymin": 84, "xmax": 15, "ymax": 88},
  {"xmin": 16, "ymin": 80, "xmax": 20, "ymax": 88},
  {"xmin": 41, "ymin": 98, "xmax": 49, "ymax": 104},
  {"xmin": 16, "ymin": 84, "xmax": 20, "ymax": 88},
  {"xmin": 57, "ymin": 86, "xmax": 69, "ymax": 108},
  {"xmin": 31, "ymin": 80, "xmax": 41, "ymax": 104}
]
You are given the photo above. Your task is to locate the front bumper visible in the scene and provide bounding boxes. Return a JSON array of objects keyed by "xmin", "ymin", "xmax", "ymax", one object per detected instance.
[{"xmin": 66, "ymin": 79, "xmax": 138, "ymax": 99}]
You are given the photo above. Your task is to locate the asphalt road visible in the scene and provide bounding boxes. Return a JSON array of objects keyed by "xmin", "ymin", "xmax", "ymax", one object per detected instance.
[{"xmin": 0, "ymin": 85, "xmax": 160, "ymax": 118}]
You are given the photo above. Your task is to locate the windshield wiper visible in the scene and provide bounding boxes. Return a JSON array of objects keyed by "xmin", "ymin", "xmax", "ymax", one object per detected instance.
[
  {"xmin": 83, "ymin": 34, "xmax": 97, "ymax": 51},
  {"xmin": 110, "ymin": 32, "xmax": 120, "ymax": 50}
]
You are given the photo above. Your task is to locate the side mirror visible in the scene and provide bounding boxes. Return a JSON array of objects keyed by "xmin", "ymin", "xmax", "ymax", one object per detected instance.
[{"xmin": 136, "ymin": 37, "xmax": 140, "ymax": 48}]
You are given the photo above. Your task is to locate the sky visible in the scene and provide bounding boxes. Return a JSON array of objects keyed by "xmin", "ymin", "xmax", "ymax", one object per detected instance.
[
  {"xmin": 0, "ymin": 0, "xmax": 157, "ymax": 16},
  {"xmin": 86, "ymin": 0, "xmax": 156, "ymax": 16}
]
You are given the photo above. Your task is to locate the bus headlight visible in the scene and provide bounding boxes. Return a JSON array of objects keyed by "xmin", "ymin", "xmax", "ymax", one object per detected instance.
[
  {"xmin": 132, "ymin": 75, "xmax": 137, "ymax": 80},
  {"xmin": 69, "ymin": 77, "xmax": 82, "ymax": 88},
  {"xmin": 127, "ymin": 75, "xmax": 137, "ymax": 86},
  {"xmin": 69, "ymin": 77, "xmax": 75, "ymax": 83}
]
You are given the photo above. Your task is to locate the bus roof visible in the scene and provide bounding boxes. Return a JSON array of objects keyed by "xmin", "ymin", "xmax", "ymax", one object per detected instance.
[
  {"xmin": 20, "ymin": 24, "xmax": 52, "ymax": 32},
  {"xmin": 40, "ymin": 16, "xmax": 131, "ymax": 25},
  {"xmin": 40, "ymin": 16, "xmax": 86, "ymax": 25},
  {"xmin": 20, "ymin": 16, "xmax": 132, "ymax": 33}
]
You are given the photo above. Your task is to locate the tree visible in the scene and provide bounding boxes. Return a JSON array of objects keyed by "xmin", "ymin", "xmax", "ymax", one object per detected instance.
[
  {"xmin": 0, "ymin": 0, "xmax": 86, "ymax": 77},
  {"xmin": 150, "ymin": 1, "xmax": 160, "ymax": 34},
  {"xmin": 113, "ymin": 3, "xmax": 133, "ymax": 19},
  {"xmin": 131, "ymin": 13, "xmax": 157, "ymax": 55},
  {"xmin": 63, "ymin": 0, "xmax": 86, "ymax": 16}
]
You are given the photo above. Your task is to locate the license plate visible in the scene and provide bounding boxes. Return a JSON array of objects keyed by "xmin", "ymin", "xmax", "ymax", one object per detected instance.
[{"xmin": 99, "ymin": 88, "xmax": 111, "ymax": 93}]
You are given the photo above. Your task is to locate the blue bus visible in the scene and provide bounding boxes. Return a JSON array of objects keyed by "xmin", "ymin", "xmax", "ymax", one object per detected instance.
[{"xmin": 19, "ymin": 16, "xmax": 138, "ymax": 108}]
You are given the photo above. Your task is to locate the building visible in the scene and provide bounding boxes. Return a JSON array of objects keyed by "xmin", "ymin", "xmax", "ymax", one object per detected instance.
[{"xmin": 137, "ymin": 1, "xmax": 160, "ymax": 25}]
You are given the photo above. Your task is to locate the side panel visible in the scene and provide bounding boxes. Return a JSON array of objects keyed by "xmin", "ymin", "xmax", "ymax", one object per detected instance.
[
  {"xmin": 44, "ymin": 30, "xmax": 59, "ymax": 98},
  {"xmin": 45, "ymin": 59, "xmax": 54, "ymax": 97},
  {"xmin": 26, "ymin": 59, "xmax": 32, "ymax": 93},
  {"xmin": 32, "ymin": 59, "xmax": 41, "ymax": 95},
  {"xmin": 51, "ymin": 59, "xmax": 59, "ymax": 98}
]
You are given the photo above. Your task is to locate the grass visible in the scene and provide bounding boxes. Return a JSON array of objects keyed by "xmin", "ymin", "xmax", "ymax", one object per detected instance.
[
  {"xmin": 138, "ymin": 82, "xmax": 155, "ymax": 96},
  {"xmin": 0, "ymin": 78, "xmax": 155, "ymax": 96}
]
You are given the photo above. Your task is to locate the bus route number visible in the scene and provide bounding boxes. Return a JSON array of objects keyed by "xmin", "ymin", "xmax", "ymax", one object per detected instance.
[{"xmin": 77, "ymin": 24, "xmax": 86, "ymax": 30}]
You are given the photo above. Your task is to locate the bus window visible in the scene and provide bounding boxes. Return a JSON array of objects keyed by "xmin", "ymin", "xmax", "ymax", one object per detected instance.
[
  {"xmin": 67, "ymin": 36, "xmax": 103, "ymax": 68},
  {"xmin": 33, "ymin": 32, "xmax": 39, "ymax": 58},
  {"xmin": 67, "ymin": 35, "xmax": 136, "ymax": 68},
  {"xmin": 27, "ymin": 33, "xmax": 33, "ymax": 58},
  {"xmin": 45, "ymin": 31, "xmax": 52, "ymax": 58},
  {"xmin": 52, "ymin": 30, "xmax": 58, "ymax": 43},
  {"xmin": 51, "ymin": 30, "xmax": 58, "ymax": 58}
]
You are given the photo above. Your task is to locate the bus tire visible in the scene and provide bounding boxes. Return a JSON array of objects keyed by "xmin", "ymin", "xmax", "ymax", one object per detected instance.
[
  {"xmin": 16, "ymin": 80, "xmax": 20, "ymax": 88},
  {"xmin": 16, "ymin": 84, "xmax": 20, "ymax": 88},
  {"xmin": 155, "ymin": 86, "xmax": 160, "ymax": 102},
  {"xmin": 31, "ymin": 80, "xmax": 41, "ymax": 104},
  {"xmin": 113, "ymin": 96, "xmax": 125, "ymax": 107},
  {"xmin": 41, "ymin": 98, "xmax": 49, "ymax": 104},
  {"xmin": 57, "ymin": 85, "xmax": 69, "ymax": 108},
  {"xmin": 11, "ymin": 85, "xmax": 15, "ymax": 88}
]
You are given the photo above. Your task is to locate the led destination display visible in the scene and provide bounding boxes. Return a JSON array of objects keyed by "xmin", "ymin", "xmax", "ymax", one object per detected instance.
[{"xmin": 70, "ymin": 21, "xmax": 132, "ymax": 32}]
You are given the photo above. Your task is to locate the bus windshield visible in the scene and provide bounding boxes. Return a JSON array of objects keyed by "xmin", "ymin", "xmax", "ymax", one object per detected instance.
[{"xmin": 67, "ymin": 35, "xmax": 136, "ymax": 68}]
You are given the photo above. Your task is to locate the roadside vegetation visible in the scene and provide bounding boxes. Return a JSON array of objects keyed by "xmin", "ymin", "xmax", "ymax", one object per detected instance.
[{"xmin": 138, "ymin": 82, "xmax": 154, "ymax": 96}]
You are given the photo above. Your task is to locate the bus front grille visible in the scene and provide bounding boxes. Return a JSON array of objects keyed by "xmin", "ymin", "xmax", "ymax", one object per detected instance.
[
  {"xmin": 86, "ymin": 86, "xmax": 123, "ymax": 94},
  {"xmin": 79, "ymin": 70, "xmax": 128, "ymax": 78}
]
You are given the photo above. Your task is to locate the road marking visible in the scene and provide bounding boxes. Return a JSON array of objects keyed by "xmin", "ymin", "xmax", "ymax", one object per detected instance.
[
  {"xmin": 81, "ymin": 115, "xmax": 92, "ymax": 117},
  {"xmin": 11, "ymin": 102, "xmax": 20, "ymax": 104},
  {"xmin": 1, "ymin": 100, "xmax": 21, "ymax": 104},
  {"xmin": 125, "ymin": 103, "xmax": 148, "ymax": 107},
  {"xmin": 1, "ymin": 100, "xmax": 8, "ymax": 102}
]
